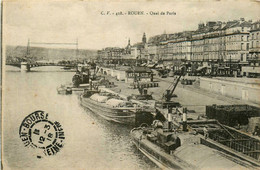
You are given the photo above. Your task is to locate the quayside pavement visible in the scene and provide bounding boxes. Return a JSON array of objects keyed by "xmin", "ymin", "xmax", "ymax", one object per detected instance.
[
  {"xmin": 102, "ymin": 74, "xmax": 259, "ymax": 119},
  {"xmin": 158, "ymin": 76, "xmax": 260, "ymax": 108}
]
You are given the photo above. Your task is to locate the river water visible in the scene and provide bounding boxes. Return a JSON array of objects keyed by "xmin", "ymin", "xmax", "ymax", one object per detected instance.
[{"xmin": 3, "ymin": 66, "xmax": 157, "ymax": 170}]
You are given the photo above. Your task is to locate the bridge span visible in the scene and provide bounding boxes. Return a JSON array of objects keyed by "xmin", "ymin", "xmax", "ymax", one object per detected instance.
[
  {"xmin": 6, "ymin": 62, "xmax": 77, "ymax": 71},
  {"xmin": 6, "ymin": 39, "xmax": 80, "ymax": 71}
]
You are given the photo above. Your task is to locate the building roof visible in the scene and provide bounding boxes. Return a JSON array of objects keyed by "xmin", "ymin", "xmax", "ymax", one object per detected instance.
[
  {"xmin": 148, "ymin": 34, "xmax": 168, "ymax": 45},
  {"xmin": 148, "ymin": 31, "xmax": 194, "ymax": 44},
  {"xmin": 115, "ymin": 66, "xmax": 131, "ymax": 71},
  {"xmin": 126, "ymin": 66, "xmax": 152, "ymax": 73},
  {"xmin": 132, "ymin": 42, "xmax": 144, "ymax": 49},
  {"xmin": 240, "ymin": 21, "xmax": 252, "ymax": 27},
  {"xmin": 167, "ymin": 31, "xmax": 193, "ymax": 42},
  {"xmin": 250, "ymin": 20, "xmax": 260, "ymax": 32},
  {"xmin": 221, "ymin": 20, "xmax": 251, "ymax": 30},
  {"xmin": 227, "ymin": 21, "xmax": 251, "ymax": 29}
]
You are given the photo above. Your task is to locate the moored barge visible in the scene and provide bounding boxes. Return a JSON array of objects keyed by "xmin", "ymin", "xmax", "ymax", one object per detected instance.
[
  {"xmin": 130, "ymin": 109, "xmax": 260, "ymax": 169},
  {"xmin": 79, "ymin": 89, "xmax": 157, "ymax": 126}
]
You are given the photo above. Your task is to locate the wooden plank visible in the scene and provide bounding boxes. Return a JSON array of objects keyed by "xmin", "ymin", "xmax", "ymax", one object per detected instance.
[
  {"xmin": 217, "ymin": 121, "xmax": 236, "ymax": 139},
  {"xmin": 244, "ymin": 150, "xmax": 260, "ymax": 153},
  {"xmin": 219, "ymin": 139, "xmax": 259, "ymax": 142}
]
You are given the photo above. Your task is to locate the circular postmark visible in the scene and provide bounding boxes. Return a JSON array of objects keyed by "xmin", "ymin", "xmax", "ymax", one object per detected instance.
[{"xmin": 19, "ymin": 110, "xmax": 65, "ymax": 157}]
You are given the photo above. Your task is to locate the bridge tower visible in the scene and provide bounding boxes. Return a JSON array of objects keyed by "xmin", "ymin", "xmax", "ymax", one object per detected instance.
[
  {"xmin": 21, "ymin": 62, "xmax": 30, "ymax": 72},
  {"xmin": 18, "ymin": 39, "xmax": 79, "ymax": 71},
  {"xmin": 20, "ymin": 39, "xmax": 31, "ymax": 72}
]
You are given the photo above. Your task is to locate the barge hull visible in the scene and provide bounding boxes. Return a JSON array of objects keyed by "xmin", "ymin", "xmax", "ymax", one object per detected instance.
[
  {"xmin": 81, "ymin": 97, "xmax": 136, "ymax": 125},
  {"xmin": 130, "ymin": 129, "xmax": 193, "ymax": 170}
]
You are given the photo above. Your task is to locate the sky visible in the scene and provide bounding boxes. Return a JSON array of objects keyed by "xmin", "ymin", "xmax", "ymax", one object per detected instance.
[{"xmin": 3, "ymin": 0, "xmax": 260, "ymax": 50}]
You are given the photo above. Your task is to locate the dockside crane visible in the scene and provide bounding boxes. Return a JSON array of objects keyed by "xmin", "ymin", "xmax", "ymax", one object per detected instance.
[{"xmin": 161, "ymin": 65, "xmax": 187, "ymax": 108}]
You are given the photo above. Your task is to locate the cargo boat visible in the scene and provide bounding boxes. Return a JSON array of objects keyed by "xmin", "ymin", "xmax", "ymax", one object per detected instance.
[
  {"xmin": 79, "ymin": 89, "xmax": 157, "ymax": 126},
  {"xmin": 72, "ymin": 67, "xmax": 91, "ymax": 88},
  {"xmin": 130, "ymin": 109, "xmax": 259, "ymax": 169},
  {"xmin": 57, "ymin": 85, "xmax": 72, "ymax": 95}
]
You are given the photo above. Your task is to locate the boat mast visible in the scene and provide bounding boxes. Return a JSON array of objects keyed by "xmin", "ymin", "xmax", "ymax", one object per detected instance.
[
  {"xmin": 76, "ymin": 38, "xmax": 79, "ymax": 63},
  {"xmin": 26, "ymin": 38, "xmax": 30, "ymax": 57}
]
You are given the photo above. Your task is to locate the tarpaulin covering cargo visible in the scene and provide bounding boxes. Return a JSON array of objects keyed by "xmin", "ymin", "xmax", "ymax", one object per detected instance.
[
  {"xmin": 106, "ymin": 98, "xmax": 127, "ymax": 107},
  {"xmin": 90, "ymin": 93, "xmax": 109, "ymax": 103}
]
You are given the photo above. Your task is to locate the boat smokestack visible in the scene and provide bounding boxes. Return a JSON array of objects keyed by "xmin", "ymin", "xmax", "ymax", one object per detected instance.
[
  {"xmin": 90, "ymin": 80, "xmax": 92, "ymax": 90},
  {"xmin": 167, "ymin": 107, "xmax": 172, "ymax": 130},
  {"xmin": 143, "ymin": 89, "xmax": 148, "ymax": 95},
  {"xmin": 183, "ymin": 107, "xmax": 188, "ymax": 131}
]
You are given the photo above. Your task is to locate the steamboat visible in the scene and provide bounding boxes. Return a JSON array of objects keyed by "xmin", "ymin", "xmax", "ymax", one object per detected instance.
[
  {"xmin": 130, "ymin": 108, "xmax": 260, "ymax": 169},
  {"xmin": 57, "ymin": 63, "xmax": 98, "ymax": 94}
]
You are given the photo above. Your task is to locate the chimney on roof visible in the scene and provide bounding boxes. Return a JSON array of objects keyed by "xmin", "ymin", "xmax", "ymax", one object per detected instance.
[
  {"xmin": 198, "ymin": 23, "xmax": 205, "ymax": 30},
  {"xmin": 166, "ymin": 34, "xmax": 169, "ymax": 40},
  {"xmin": 163, "ymin": 30, "xmax": 167, "ymax": 35},
  {"xmin": 206, "ymin": 21, "xmax": 217, "ymax": 28}
]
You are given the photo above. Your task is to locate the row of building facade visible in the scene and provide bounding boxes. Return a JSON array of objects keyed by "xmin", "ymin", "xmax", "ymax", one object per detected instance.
[
  {"xmin": 98, "ymin": 18, "xmax": 259, "ymax": 63},
  {"xmin": 150, "ymin": 19, "xmax": 259, "ymax": 63},
  {"xmin": 97, "ymin": 18, "xmax": 260, "ymax": 76}
]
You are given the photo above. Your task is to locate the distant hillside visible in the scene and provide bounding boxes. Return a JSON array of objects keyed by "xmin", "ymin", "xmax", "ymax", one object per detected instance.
[{"xmin": 5, "ymin": 45, "xmax": 97, "ymax": 61}]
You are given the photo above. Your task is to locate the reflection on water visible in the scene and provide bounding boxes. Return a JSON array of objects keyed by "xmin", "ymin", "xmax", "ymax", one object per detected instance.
[{"xmin": 3, "ymin": 66, "xmax": 157, "ymax": 170}]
